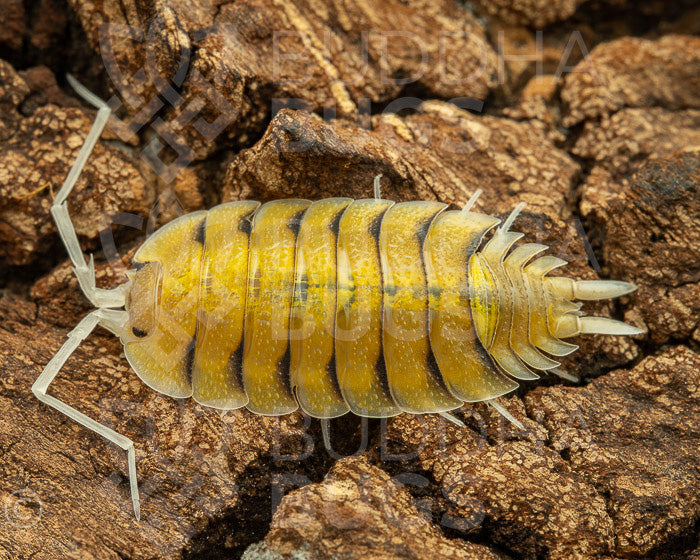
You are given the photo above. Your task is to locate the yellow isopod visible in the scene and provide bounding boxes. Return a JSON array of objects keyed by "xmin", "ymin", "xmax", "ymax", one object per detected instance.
[{"xmin": 32, "ymin": 77, "xmax": 643, "ymax": 520}]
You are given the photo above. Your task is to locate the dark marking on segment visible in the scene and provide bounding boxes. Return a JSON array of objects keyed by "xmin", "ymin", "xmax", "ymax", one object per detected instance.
[
  {"xmin": 194, "ymin": 217, "xmax": 206, "ymax": 245},
  {"xmin": 249, "ymin": 267, "xmax": 262, "ymax": 296},
  {"xmin": 368, "ymin": 210, "xmax": 383, "ymax": 243},
  {"xmin": 328, "ymin": 206, "xmax": 346, "ymax": 237},
  {"xmin": 426, "ymin": 345, "xmax": 451, "ymax": 392},
  {"xmin": 325, "ymin": 351, "xmax": 344, "ymax": 399},
  {"xmin": 296, "ymin": 272, "xmax": 309, "ymax": 306},
  {"xmin": 413, "ymin": 208, "xmax": 445, "ymax": 304},
  {"xmin": 238, "ymin": 216, "xmax": 252, "ymax": 235},
  {"xmin": 228, "ymin": 339, "xmax": 246, "ymax": 390},
  {"xmin": 374, "ymin": 351, "xmax": 393, "ymax": 401},
  {"xmin": 343, "ymin": 272, "xmax": 357, "ymax": 307},
  {"xmin": 132, "ymin": 327, "xmax": 148, "ymax": 338},
  {"xmin": 415, "ymin": 213, "xmax": 436, "ymax": 248},
  {"xmin": 415, "ymin": 210, "xmax": 442, "ymax": 363},
  {"xmin": 384, "ymin": 283, "xmax": 397, "ymax": 297},
  {"xmin": 287, "ymin": 209, "xmax": 307, "ymax": 237},
  {"xmin": 368, "ymin": 206, "xmax": 392, "ymax": 263},
  {"xmin": 373, "ymin": 204, "xmax": 391, "ymax": 402},
  {"xmin": 202, "ymin": 273, "xmax": 214, "ymax": 293},
  {"xmin": 132, "ymin": 261, "xmax": 151, "ymax": 271},
  {"xmin": 184, "ymin": 338, "xmax": 197, "ymax": 385},
  {"xmin": 278, "ymin": 344, "xmax": 293, "ymax": 393}
]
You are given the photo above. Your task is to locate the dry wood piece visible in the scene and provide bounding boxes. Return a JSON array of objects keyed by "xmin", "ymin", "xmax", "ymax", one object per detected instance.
[
  {"xmin": 222, "ymin": 102, "xmax": 580, "ymax": 215},
  {"xmin": 561, "ymin": 35, "xmax": 700, "ymax": 127},
  {"xmin": 244, "ymin": 456, "xmax": 505, "ymax": 560},
  {"xmin": 0, "ymin": 62, "xmax": 151, "ymax": 266},
  {"xmin": 582, "ymin": 150, "xmax": 700, "ymax": 343},
  {"xmin": 67, "ymin": 0, "xmax": 498, "ymax": 160}
]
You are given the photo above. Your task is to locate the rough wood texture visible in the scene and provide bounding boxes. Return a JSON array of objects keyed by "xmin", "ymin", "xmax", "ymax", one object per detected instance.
[{"xmin": 0, "ymin": 1, "xmax": 698, "ymax": 559}]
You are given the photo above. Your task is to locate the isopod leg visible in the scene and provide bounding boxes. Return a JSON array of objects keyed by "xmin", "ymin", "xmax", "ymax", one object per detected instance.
[
  {"xmin": 549, "ymin": 367, "xmax": 580, "ymax": 383},
  {"xmin": 486, "ymin": 399, "xmax": 525, "ymax": 430},
  {"xmin": 32, "ymin": 310, "xmax": 141, "ymax": 520},
  {"xmin": 52, "ymin": 75, "xmax": 125, "ymax": 308},
  {"xmin": 499, "ymin": 202, "xmax": 526, "ymax": 234},
  {"xmin": 374, "ymin": 173, "xmax": 383, "ymax": 199},
  {"xmin": 461, "ymin": 188, "xmax": 483, "ymax": 213},
  {"xmin": 320, "ymin": 419, "xmax": 332, "ymax": 452},
  {"xmin": 438, "ymin": 411, "xmax": 467, "ymax": 428}
]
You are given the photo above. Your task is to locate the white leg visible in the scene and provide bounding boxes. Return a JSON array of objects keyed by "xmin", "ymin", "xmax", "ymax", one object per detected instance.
[
  {"xmin": 373, "ymin": 173, "xmax": 383, "ymax": 199},
  {"xmin": 461, "ymin": 188, "xmax": 483, "ymax": 213},
  {"xmin": 53, "ymin": 75, "xmax": 126, "ymax": 309},
  {"xmin": 438, "ymin": 411, "xmax": 466, "ymax": 428},
  {"xmin": 32, "ymin": 311, "xmax": 141, "ymax": 520},
  {"xmin": 500, "ymin": 201, "xmax": 526, "ymax": 233},
  {"xmin": 320, "ymin": 419, "xmax": 332, "ymax": 452},
  {"xmin": 486, "ymin": 399, "xmax": 525, "ymax": 430},
  {"xmin": 549, "ymin": 367, "xmax": 579, "ymax": 383}
]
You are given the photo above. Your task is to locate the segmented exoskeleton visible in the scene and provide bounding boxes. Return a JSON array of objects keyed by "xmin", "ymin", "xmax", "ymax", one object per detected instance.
[
  {"xmin": 32, "ymin": 77, "xmax": 643, "ymax": 520},
  {"xmin": 121, "ymin": 188, "xmax": 641, "ymax": 419}
]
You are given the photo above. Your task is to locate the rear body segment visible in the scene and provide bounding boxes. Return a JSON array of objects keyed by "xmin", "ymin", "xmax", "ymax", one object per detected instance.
[
  {"xmin": 424, "ymin": 210, "xmax": 518, "ymax": 402},
  {"xmin": 122, "ymin": 198, "xmax": 638, "ymax": 418}
]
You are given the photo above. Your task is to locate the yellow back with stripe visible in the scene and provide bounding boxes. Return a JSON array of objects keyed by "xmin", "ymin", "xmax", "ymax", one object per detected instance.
[
  {"xmin": 192, "ymin": 201, "xmax": 260, "ymax": 409},
  {"xmin": 121, "ymin": 197, "xmax": 593, "ymax": 417}
]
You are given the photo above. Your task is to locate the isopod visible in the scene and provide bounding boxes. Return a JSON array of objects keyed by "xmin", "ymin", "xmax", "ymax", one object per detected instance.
[{"xmin": 32, "ymin": 76, "xmax": 643, "ymax": 520}]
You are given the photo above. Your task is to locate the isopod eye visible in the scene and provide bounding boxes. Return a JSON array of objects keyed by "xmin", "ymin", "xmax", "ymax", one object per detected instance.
[
  {"xmin": 123, "ymin": 261, "xmax": 162, "ymax": 342},
  {"xmin": 131, "ymin": 327, "xmax": 148, "ymax": 338}
]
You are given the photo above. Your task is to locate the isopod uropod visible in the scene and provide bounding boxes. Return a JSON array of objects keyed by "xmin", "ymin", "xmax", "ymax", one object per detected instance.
[{"xmin": 32, "ymin": 77, "xmax": 643, "ymax": 520}]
